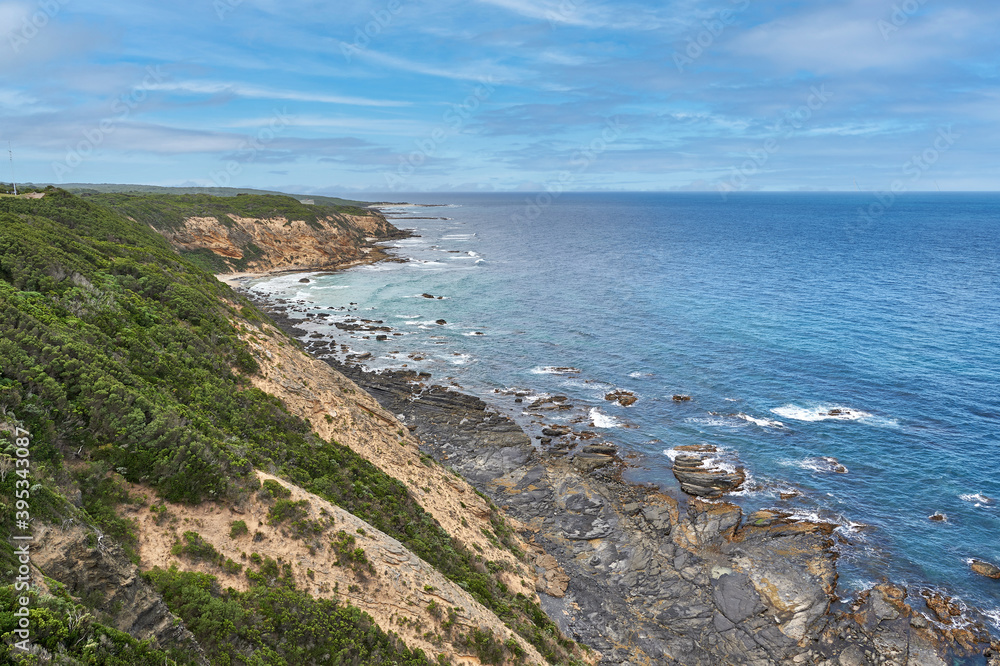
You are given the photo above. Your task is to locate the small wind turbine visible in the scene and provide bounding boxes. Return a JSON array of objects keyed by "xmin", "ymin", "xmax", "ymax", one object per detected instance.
[{"xmin": 7, "ymin": 141, "xmax": 16, "ymax": 196}]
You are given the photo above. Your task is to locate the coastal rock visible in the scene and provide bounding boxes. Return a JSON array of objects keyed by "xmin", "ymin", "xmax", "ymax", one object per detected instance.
[
  {"xmin": 920, "ymin": 589, "xmax": 963, "ymax": 623},
  {"xmin": 530, "ymin": 397, "xmax": 572, "ymax": 411},
  {"xmin": 542, "ymin": 426, "xmax": 571, "ymax": 437},
  {"xmin": 530, "ymin": 551, "xmax": 570, "ymax": 598},
  {"xmin": 571, "ymin": 452, "xmax": 615, "ymax": 474},
  {"xmin": 436, "ymin": 319, "xmax": 447, "ymax": 325},
  {"xmin": 806, "ymin": 456, "xmax": 849, "ymax": 474},
  {"xmin": 970, "ymin": 559, "xmax": 1000, "ymax": 579},
  {"xmin": 672, "ymin": 453, "xmax": 746, "ymax": 499},
  {"xmin": 672, "ymin": 394, "xmax": 692, "ymax": 402},
  {"xmin": 422, "ymin": 293, "xmax": 435, "ymax": 298},
  {"xmin": 259, "ymin": 304, "xmax": 997, "ymax": 666},
  {"xmin": 298, "ymin": 277, "xmax": 310, "ymax": 283},
  {"xmin": 929, "ymin": 512, "xmax": 947, "ymax": 522},
  {"xmin": 605, "ymin": 390, "xmax": 637, "ymax": 407}
]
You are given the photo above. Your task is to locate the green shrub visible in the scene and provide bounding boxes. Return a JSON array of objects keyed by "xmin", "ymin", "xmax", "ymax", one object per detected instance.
[
  {"xmin": 229, "ymin": 519, "xmax": 248, "ymax": 538},
  {"xmin": 261, "ymin": 479, "xmax": 292, "ymax": 499}
]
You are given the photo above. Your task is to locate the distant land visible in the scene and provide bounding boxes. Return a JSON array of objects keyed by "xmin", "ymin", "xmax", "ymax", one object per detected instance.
[{"xmin": 23, "ymin": 182, "xmax": 373, "ymax": 209}]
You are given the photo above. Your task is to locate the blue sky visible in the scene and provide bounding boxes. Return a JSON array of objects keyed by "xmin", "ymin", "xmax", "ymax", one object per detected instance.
[{"xmin": 1, "ymin": 0, "xmax": 998, "ymax": 194}]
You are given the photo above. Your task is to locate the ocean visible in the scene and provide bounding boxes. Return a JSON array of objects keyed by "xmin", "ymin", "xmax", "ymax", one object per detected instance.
[{"xmin": 248, "ymin": 192, "xmax": 1000, "ymax": 630}]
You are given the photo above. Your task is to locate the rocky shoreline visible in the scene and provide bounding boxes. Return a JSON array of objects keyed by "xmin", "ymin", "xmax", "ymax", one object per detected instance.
[{"xmin": 243, "ymin": 291, "xmax": 999, "ymax": 666}]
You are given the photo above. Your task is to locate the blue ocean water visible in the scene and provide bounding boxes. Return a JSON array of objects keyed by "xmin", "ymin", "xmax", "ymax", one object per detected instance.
[{"xmin": 251, "ymin": 192, "xmax": 1000, "ymax": 628}]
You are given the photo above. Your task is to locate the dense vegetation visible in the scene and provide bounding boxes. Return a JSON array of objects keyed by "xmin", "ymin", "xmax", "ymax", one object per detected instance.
[
  {"xmin": 0, "ymin": 584, "xmax": 195, "ymax": 665},
  {"xmin": 86, "ymin": 192, "xmax": 372, "ymax": 232},
  {"xmin": 0, "ymin": 190, "xmax": 582, "ymax": 664},
  {"xmin": 147, "ymin": 565, "xmax": 434, "ymax": 666},
  {"xmin": 57, "ymin": 182, "xmax": 369, "ymax": 209}
]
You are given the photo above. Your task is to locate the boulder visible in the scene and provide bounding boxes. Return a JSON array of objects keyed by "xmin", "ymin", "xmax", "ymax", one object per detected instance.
[
  {"xmin": 435, "ymin": 319, "xmax": 447, "ymax": 325},
  {"xmin": 928, "ymin": 512, "xmax": 947, "ymax": 522},
  {"xmin": 605, "ymin": 390, "xmax": 637, "ymax": 407},
  {"xmin": 583, "ymin": 444, "xmax": 617, "ymax": 455},
  {"xmin": 422, "ymin": 293, "xmax": 435, "ymax": 298},
  {"xmin": 970, "ymin": 559, "xmax": 1000, "ymax": 580},
  {"xmin": 672, "ymin": 395, "xmax": 692, "ymax": 402},
  {"xmin": 672, "ymin": 453, "xmax": 746, "ymax": 499},
  {"xmin": 298, "ymin": 278, "xmax": 310, "ymax": 283}
]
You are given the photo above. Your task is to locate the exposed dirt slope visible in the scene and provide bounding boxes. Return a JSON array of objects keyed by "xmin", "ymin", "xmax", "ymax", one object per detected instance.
[
  {"xmin": 232, "ymin": 318, "xmax": 538, "ymax": 596},
  {"xmin": 127, "ymin": 471, "xmax": 545, "ymax": 665}
]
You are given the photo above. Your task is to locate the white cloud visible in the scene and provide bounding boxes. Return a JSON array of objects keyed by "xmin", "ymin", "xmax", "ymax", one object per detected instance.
[
  {"xmin": 473, "ymin": 0, "xmax": 684, "ymax": 31},
  {"xmin": 147, "ymin": 81, "xmax": 410, "ymax": 107},
  {"xmin": 729, "ymin": 4, "xmax": 980, "ymax": 74}
]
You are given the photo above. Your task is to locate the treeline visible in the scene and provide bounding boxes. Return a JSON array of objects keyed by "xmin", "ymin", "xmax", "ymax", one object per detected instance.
[{"xmin": 85, "ymin": 192, "xmax": 372, "ymax": 232}]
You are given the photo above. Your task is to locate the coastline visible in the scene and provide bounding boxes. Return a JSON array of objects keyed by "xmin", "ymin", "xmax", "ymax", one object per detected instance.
[
  {"xmin": 213, "ymin": 239, "xmax": 410, "ymax": 288},
  {"xmin": 230, "ymin": 234, "xmax": 1000, "ymax": 664}
]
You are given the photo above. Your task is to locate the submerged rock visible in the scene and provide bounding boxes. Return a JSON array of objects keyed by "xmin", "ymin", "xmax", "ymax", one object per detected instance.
[
  {"xmin": 672, "ymin": 394, "xmax": 692, "ymax": 402},
  {"xmin": 929, "ymin": 512, "xmax": 947, "ymax": 522}
]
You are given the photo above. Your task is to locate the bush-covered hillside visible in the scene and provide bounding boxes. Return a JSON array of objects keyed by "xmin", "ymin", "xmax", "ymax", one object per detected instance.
[
  {"xmin": 0, "ymin": 190, "xmax": 583, "ymax": 664},
  {"xmin": 85, "ymin": 192, "xmax": 372, "ymax": 232}
]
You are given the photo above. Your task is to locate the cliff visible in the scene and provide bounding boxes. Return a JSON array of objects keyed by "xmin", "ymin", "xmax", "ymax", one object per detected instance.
[{"xmin": 86, "ymin": 191, "xmax": 405, "ymax": 274}]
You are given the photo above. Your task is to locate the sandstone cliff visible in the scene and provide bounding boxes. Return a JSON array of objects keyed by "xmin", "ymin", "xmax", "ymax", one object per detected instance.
[
  {"xmin": 88, "ymin": 191, "xmax": 405, "ymax": 274},
  {"xmin": 156, "ymin": 209, "xmax": 401, "ymax": 274}
]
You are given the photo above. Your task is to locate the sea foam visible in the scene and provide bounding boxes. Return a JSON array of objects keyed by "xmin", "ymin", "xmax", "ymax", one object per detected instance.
[
  {"xmin": 589, "ymin": 408, "xmax": 622, "ymax": 428},
  {"xmin": 772, "ymin": 404, "xmax": 871, "ymax": 422},
  {"xmin": 959, "ymin": 493, "xmax": 996, "ymax": 507},
  {"xmin": 735, "ymin": 413, "xmax": 785, "ymax": 428}
]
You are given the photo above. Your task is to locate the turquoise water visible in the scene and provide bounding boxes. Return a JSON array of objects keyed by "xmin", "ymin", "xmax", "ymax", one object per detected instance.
[{"xmin": 251, "ymin": 192, "xmax": 1000, "ymax": 628}]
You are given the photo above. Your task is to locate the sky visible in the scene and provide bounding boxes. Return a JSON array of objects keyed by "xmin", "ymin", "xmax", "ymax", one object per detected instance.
[{"xmin": 1, "ymin": 0, "xmax": 998, "ymax": 194}]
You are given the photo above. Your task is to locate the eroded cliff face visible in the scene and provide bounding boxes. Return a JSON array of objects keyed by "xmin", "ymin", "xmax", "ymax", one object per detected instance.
[
  {"xmin": 31, "ymin": 522, "xmax": 209, "ymax": 664},
  {"xmin": 155, "ymin": 209, "xmax": 400, "ymax": 273}
]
